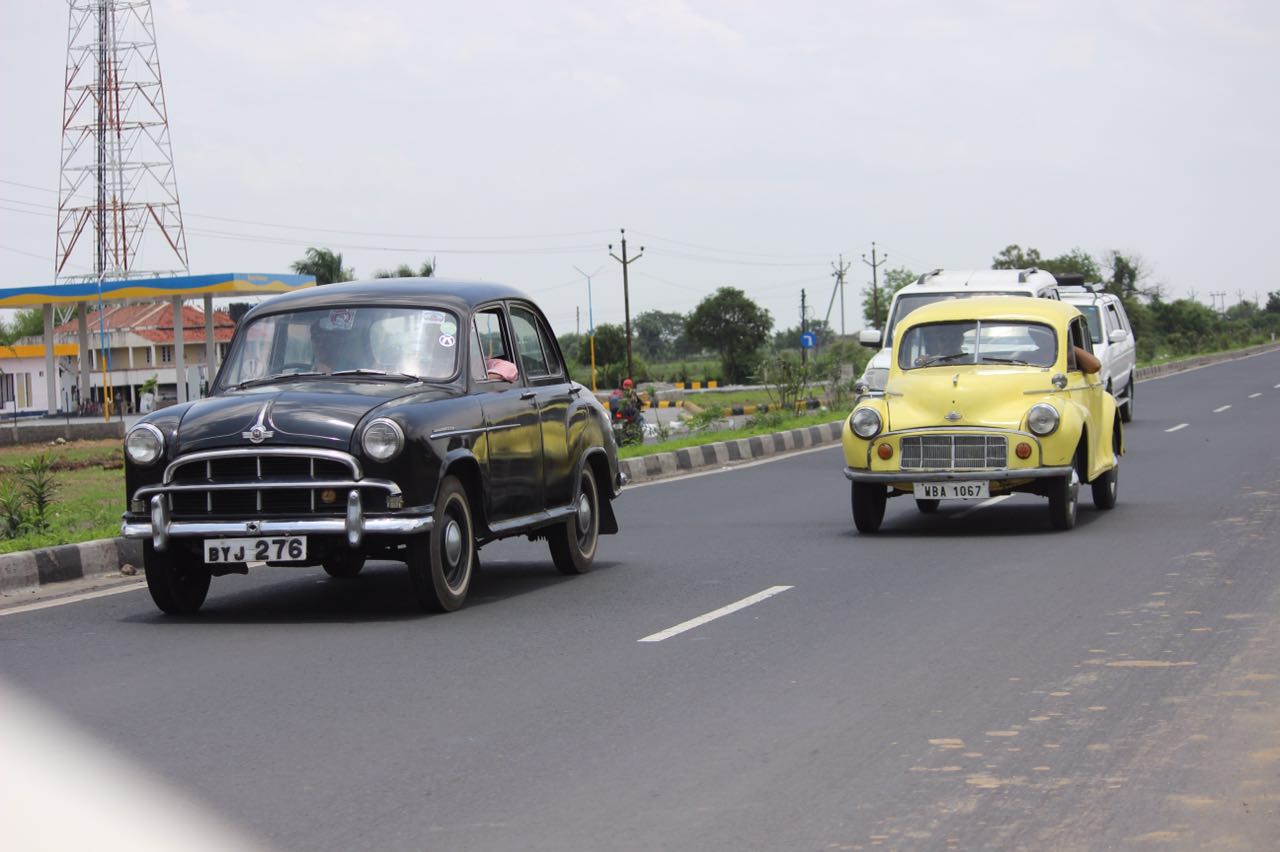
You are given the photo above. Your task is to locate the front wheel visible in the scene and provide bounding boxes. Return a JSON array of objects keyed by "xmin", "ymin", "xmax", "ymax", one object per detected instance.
[
  {"xmin": 1047, "ymin": 472, "xmax": 1079, "ymax": 530},
  {"xmin": 549, "ymin": 466, "xmax": 600, "ymax": 575},
  {"xmin": 143, "ymin": 541, "xmax": 211, "ymax": 615},
  {"xmin": 851, "ymin": 483, "xmax": 887, "ymax": 533},
  {"xmin": 407, "ymin": 476, "xmax": 475, "ymax": 612}
]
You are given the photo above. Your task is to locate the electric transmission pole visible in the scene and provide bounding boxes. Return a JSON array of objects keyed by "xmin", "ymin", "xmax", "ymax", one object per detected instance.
[
  {"xmin": 862, "ymin": 242, "xmax": 887, "ymax": 329},
  {"xmin": 608, "ymin": 229, "xmax": 643, "ymax": 382},
  {"xmin": 801, "ymin": 289, "xmax": 808, "ymax": 364},
  {"xmin": 831, "ymin": 255, "xmax": 850, "ymax": 335}
]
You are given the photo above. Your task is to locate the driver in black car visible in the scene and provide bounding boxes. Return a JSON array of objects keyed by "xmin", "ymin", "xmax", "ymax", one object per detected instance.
[{"xmin": 312, "ymin": 320, "xmax": 357, "ymax": 373}]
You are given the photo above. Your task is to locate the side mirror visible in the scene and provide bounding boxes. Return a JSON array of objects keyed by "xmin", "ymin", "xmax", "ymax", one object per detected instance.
[
  {"xmin": 1108, "ymin": 328, "xmax": 1129, "ymax": 344},
  {"xmin": 857, "ymin": 329, "xmax": 882, "ymax": 349},
  {"xmin": 852, "ymin": 381, "xmax": 869, "ymax": 396}
]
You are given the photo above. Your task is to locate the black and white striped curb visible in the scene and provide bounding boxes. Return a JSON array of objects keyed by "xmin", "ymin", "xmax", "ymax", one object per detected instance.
[
  {"xmin": 619, "ymin": 420, "xmax": 845, "ymax": 485},
  {"xmin": 0, "ymin": 538, "xmax": 142, "ymax": 595}
]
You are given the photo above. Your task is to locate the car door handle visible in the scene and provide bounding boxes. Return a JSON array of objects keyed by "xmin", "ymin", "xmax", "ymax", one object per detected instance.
[
  {"xmin": 520, "ymin": 391, "xmax": 537, "ymax": 401},
  {"xmin": 568, "ymin": 386, "xmax": 581, "ymax": 396}
]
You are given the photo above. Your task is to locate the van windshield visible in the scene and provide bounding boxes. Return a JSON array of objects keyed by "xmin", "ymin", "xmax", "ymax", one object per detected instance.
[{"xmin": 885, "ymin": 291, "xmax": 1010, "ymax": 343}]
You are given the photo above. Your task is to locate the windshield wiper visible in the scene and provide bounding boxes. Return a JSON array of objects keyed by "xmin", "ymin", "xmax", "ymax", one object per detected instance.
[
  {"xmin": 916, "ymin": 352, "xmax": 970, "ymax": 367},
  {"xmin": 234, "ymin": 371, "xmax": 327, "ymax": 390},
  {"xmin": 330, "ymin": 369, "xmax": 422, "ymax": 382},
  {"xmin": 979, "ymin": 356, "xmax": 1033, "ymax": 366}
]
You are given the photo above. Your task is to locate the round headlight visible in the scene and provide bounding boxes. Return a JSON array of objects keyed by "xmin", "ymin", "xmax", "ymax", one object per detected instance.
[
  {"xmin": 361, "ymin": 418, "xmax": 404, "ymax": 461},
  {"xmin": 1027, "ymin": 403, "xmax": 1060, "ymax": 436},
  {"xmin": 850, "ymin": 407, "xmax": 882, "ymax": 439},
  {"xmin": 124, "ymin": 424, "xmax": 165, "ymax": 466}
]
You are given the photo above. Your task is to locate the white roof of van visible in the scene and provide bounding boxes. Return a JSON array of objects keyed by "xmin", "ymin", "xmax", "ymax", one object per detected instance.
[{"xmin": 908, "ymin": 268, "xmax": 1058, "ymax": 290}]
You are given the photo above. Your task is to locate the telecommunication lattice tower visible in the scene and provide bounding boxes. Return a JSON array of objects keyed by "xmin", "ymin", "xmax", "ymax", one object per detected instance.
[{"xmin": 55, "ymin": 0, "xmax": 188, "ymax": 283}]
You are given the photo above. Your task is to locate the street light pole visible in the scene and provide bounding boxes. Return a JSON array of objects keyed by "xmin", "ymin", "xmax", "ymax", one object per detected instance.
[
  {"xmin": 573, "ymin": 265, "xmax": 602, "ymax": 392},
  {"xmin": 608, "ymin": 229, "xmax": 643, "ymax": 382}
]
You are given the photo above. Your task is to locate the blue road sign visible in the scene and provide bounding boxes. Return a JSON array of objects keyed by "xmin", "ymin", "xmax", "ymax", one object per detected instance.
[{"xmin": 800, "ymin": 331, "xmax": 817, "ymax": 349}]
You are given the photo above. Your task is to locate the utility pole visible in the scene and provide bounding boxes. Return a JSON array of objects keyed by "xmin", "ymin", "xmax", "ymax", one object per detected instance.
[
  {"xmin": 573, "ymin": 265, "xmax": 603, "ymax": 392},
  {"xmin": 800, "ymin": 289, "xmax": 808, "ymax": 364},
  {"xmin": 862, "ymin": 242, "xmax": 888, "ymax": 329},
  {"xmin": 830, "ymin": 255, "xmax": 850, "ymax": 335},
  {"xmin": 608, "ymin": 229, "xmax": 643, "ymax": 382}
]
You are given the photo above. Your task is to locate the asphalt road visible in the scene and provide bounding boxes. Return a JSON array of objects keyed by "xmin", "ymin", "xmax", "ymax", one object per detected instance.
[{"xmin": 4, "ymin": 352, "xmax": 1280, "ymax": 850}]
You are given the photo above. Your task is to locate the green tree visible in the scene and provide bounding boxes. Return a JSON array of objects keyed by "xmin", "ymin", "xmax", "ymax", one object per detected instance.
[
  {"xmin": 862, "ymin": 266, "xmax": 916, "ymax": 327},
  {"xmin": 577, "ymin": 323, "xmax": 627, "ymax": 367},
  {"xmin": 685, "ymin": 287, "xmax": 773, "ymax": 384},
  {"xmin": 292, "ymin": 247, "xmax": 354, "ymax": 285},
  {"xmin": 1266, "ymin": 291, "xmax": 1280, "ymax": 314},
  {"xmin": 0, "ymin": 309, "xmax": 45, "ymax": 345},
  {"xmin": 992, "ymin": 245, "xmax": 1100, "ymax": 280},
  {"xmin": 633, "ymin": 310, "xmax": 688, "ymax": 361},
  {"xmin": 374, "ymin": 258, "xmax": 436, "ymax": 278}
]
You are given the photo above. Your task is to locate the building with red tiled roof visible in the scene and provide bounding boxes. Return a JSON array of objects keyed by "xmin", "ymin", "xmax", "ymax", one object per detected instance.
[{"xmin": 32, "ymin": 303, "xmax": 236, "ymax": 413}]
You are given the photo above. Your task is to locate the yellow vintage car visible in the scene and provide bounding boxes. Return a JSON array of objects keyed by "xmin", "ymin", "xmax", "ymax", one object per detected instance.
[{"xmin": 842, "ymin": 297, "xmax": 1123, "ymax": 532}]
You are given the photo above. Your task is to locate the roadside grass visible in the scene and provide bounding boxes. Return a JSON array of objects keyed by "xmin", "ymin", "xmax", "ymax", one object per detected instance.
[
  {"xmin": 619, "ymin": 410, "xmax": 841, "ymax": 460},
  {"xmin": 0, "ymin": 439, "xmax": 124, "ymax": 554},
  {"xmin": 679, "ymin": 387, "xmax": 825, "ymax": 411}
]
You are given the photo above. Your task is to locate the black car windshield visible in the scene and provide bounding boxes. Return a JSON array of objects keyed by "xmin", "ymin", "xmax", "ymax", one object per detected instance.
[
  {"xmin": 218, "ymin": 306, "xmax": 461, "ymax": 388},
  {"xmin": 898, "ymin": 320, "xmax": 1058, "ymax": 370}
]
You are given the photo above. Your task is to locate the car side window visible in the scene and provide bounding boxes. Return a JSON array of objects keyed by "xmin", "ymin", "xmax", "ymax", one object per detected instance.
[
  {"xmin": 473, "ymin": 307, "xmax": 519, "ymax": 386},
  {"xmin": 509, "ymin": 305, "xmax": 560, "ymax": 380},
  {"xmin": 1105, "ymin": 303, "xmax": 1124, "ymax": 333}
]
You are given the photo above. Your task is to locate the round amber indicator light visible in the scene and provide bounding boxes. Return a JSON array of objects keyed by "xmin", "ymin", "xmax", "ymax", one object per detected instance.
[
  {"xmin": 877, "ymin": 443, "xmax": 893, "ymax": 460},
  {"xmin": 1015, "ymin": 442, "xmax": 1032, "ymax": 459},
  {"xmin": 320, "ymin": 489, "xmax": 338, "ymax": 505}
]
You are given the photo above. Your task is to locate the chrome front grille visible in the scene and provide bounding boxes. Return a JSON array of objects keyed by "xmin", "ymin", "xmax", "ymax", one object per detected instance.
[
  {"xmin": 900, "ymin": 435, "xmax": 1007, "ymax": 470},
  {"xmin": 164, "ymin": 450, "xmax": 385, "ymax": 517}
]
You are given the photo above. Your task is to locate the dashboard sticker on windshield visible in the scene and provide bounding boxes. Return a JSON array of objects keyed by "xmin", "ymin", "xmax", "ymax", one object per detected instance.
[
  {"xmin": 321, "ymin": 309, "xmax": 355, "ymax": 331},
  {"xmin": 438, "ymin": 334, "xmax": 456, "ymax": 348},
  {"xmin": 439, "ymin": 320, "xmax": 457, "ymax": 335},
  {"xmin": 423, "ymin": 311, "xmax": 448, "ymax": 324}
]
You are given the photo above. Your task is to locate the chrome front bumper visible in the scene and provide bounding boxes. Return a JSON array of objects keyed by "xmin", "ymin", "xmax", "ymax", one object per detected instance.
[
  {"xmin": 843, "ymin": 466, "xmax": 1074, "ymax": 484},
  {"xmin": 121, "ymin": 491, "xmax": 433, "ymax": 552}
]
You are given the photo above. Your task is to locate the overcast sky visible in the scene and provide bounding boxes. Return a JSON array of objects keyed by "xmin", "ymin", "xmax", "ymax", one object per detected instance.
[{"xmin": 2, "ymin": 0, "xmax": 1277, "ymax": 337}]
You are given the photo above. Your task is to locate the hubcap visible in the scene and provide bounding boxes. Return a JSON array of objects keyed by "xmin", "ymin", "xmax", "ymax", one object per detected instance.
[
  {"xmin": 444, "ymin": 516, "xmax": 463, "ymax": 566},
  {"xmin": 576, "ymin": 493, "xmax": 592, "ymax": 536}
]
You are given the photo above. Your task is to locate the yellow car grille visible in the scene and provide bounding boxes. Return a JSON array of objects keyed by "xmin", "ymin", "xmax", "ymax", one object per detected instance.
[{"xmin": 900, "ymin": 435, "xmax": 1007, "ymax": 470}]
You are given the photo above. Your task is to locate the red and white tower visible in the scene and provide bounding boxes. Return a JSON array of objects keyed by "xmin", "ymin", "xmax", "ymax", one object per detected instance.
[{"xmin": 55, "ymin": 0, "xmax": 188, "ymax": 283}]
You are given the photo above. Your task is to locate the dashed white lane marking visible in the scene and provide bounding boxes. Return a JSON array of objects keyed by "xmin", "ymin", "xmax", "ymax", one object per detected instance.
[
  {"xmin": 1213, "ymin": 405, "xmax": 1232, "ymax": 413},
  {"xmin": 1165, "ymin": 423, "xmax": 1189, "ymax": 433},
  {"xmin": 954, "ymin": 495, "xmax": 1012, "ymax": 518},
  {"xmin": 639, "ymin": 585, "xmax": 793, "ymax": 642},
  {"xmin": 1275, "ymin": 383, "xmax": 1280, "ymax": 389},
  {"xmin": 1250, "ymin": 393, "xmax": 1262, "ymax": 398},
  {"xmin": 0, "ymin": 582, "xmax": 146, "ymax": 616}
]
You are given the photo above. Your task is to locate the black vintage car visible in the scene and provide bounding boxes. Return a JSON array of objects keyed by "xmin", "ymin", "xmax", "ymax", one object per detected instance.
[{"xmin": 121, "ymin": 279, "xmax": 623, "ymax": 615}]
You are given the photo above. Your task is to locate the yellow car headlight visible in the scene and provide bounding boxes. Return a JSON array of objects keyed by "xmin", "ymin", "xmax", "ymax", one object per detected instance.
[
  {"xmin": 1027, "ymin": 403, "xmax": 1060, "ymax": 436},
  {"xmin": 850, "ymin": 407, "xmax": 882, "ymax": 439}
]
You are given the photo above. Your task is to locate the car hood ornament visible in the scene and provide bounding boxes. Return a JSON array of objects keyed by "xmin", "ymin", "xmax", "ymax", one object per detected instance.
[
  {"xmin": 944, "ymin": 410, "xmax": 963, "ymax": 422},
  {"xmin": 242, "ymin": 401, "xmax": 276, "ymax": 444}
]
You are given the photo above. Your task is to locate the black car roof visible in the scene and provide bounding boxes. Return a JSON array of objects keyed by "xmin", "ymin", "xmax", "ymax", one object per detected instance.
[{"xmin": 243, "ymin": 278, "xmax": 536, "ymax": 319}]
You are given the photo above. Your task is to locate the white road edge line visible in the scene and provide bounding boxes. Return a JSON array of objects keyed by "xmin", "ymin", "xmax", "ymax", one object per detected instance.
[
  {"xmin": 1165, "ymin": 423, "xmax": 1189, "ymax": 433},
  {"xmin": 954, "ymin": 494, "xmax": 1012, "ymax": 517},
  {"xmin": 0, "ymin": 582, "xmax": 146, "ymax": 617},
  {"xmin": 1213, "ymin": 405, "xmax": 1232, "ymax": 413},
  {"xmin": 639, "ymin": 585, "xmax": 794, "ymax": 643},
  {"xmin": 1250, "ymin": 392, "xmax": 1262, "ymax": 398}
]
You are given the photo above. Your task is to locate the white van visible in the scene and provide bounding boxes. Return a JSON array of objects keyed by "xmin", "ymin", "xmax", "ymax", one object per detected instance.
[
  {"xmin": 1059, "ymin": 283, "xmax": 1137, "ymax": 422},
  {"xmin": 856, "ymin": 268, "xmax": 1062, "ymax": 391}
]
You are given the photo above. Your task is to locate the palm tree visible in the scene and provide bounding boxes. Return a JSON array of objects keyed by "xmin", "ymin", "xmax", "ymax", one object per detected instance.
[{"xmin": 292, "ymin": 247, "xmax": 354, "ymax": 286}]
